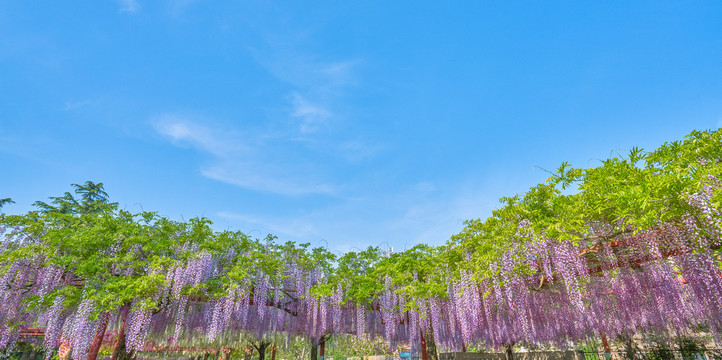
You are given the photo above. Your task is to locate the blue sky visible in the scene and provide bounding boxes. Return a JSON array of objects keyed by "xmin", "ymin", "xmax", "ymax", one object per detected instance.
[{"xmin": 1, "ymin": 1, "xmax": 721, "ymax": 253}]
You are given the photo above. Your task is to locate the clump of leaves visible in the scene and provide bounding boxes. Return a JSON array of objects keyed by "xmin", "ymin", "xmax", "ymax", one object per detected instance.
[{"xmin": 676, "ymin": 337, "xmax": 705, "ymax": 360}]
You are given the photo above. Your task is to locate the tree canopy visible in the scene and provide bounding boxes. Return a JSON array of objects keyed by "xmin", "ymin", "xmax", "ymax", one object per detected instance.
[{"xmin": 1, "ymin": 129, "xmax": 721, "ymax": 360}]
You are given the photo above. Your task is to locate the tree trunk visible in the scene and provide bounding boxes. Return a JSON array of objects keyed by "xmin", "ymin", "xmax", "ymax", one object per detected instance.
[
  {"xmin": 111, "ymin": 304, "xmax": 131, "ymax": 360},
  {"xmin": 310, "ymin": 339, "xmax": 318, "ymax": 360},
  {"xmin": 619, "ymin": 334, "xmax": 639, "ymax": 360},
  {"xmin": 59, "ymin": 339, "xmax": 72, "ymax": 360},
  {"xmin": 420, "ymin": 330, "xmax": 429, "ymax": 360},
  {"xmin": 421, "ymin": 329, "xmax": 438, "ymax": 360},
  {"xmin": 271, "ymin": 344, "xmax": 277, "ymax": 360},
  {"xmin": 258, "ymin": 342, "xmax": 270, "ymax": 360},
  {"xmin": 504, "ymin": 344, "xmax": 513, "ymax": 360},
  {"xmin": 87, "ymin": 312, "xmax": 111, "ymax": 360}
]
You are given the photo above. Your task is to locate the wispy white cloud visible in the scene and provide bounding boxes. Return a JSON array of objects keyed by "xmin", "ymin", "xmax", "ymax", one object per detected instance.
[
  {"xmin": 153, "ymin": 113, "xmax": 336, "ymax": 196},
  {"xmin": 276, "ymin": 59, "xmax": 359, "ymax": 135},
  {"xmin": 318, "ymin": 60, "xmax": 360, "ymax": 89},
  {"xmin": 117, "ymin": 0, "xmax": 140, "ymax": 13},
  {"xmin": 201, "ymin": 164, "xmax": 336, "ymax": 196},
  {"xmin": 290, "ymin": 92, "xmax": 331, "ymax": 134},
  {"xmin": 241, "ymin": 18, "xmax": 364, "ymax": 137},
  {"xmin": 153, "ymin": 114, "xmax": 245, "ymax": 157},
  {"xmin": 167, "ymin": 0, "xmax": 197, "ymax": 17},
  {"xmin": 215, "ymin": 180, "xmax": 502, "ymax": 254}
]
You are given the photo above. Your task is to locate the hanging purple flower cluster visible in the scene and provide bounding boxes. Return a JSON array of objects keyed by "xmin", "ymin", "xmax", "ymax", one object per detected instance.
[
  {"xmin": 1, "ymin": 176, "xmax": 722, "ymax": 358},
  {"xmin": 379, "ymin": 181, "xmax": 722, "ymax": 351}
]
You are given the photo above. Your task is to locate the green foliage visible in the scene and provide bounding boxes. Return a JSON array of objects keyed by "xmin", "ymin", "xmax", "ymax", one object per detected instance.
[
  {"xmin": 374, "ymin": 244, "xmax": 448, "ymax": 305},
  {"xmin": 0, "ymin": 197, "xmax": 14, "ymax": 212},
  {"xmin": 0, "ymin": 183, "xmax": 222, "ymax": 315},
  {"xmin": 326, "ymin": 334, "xmax": 397, "ymax": 358},
  {"xmin": 451, "ymin": 128, "xmax": 722, "ymax": 279},
  {"xmin": 309, "ymin": 129, "xmax": 722, "ymax": 312},
  {"xmin": 648, "ymin": 340, "xmax": 675, "ymax": 360},
  {"xmin": 676, "ymin": 337, "xmax": 706, "ymax": 360},
  {"xmin": 325, "ymin": 246, "xmax": 381, "ymax": 305},
  {"xmin": 32, "ymin": 181, "xmax": 117, "ymax": 215},
  {"xmin": 0, "ymin": 181, "xmax": 346, "ymax": 342},
  {"xmin": 1, "ymin": 129, "xmax": 720, "ymax": 354}
]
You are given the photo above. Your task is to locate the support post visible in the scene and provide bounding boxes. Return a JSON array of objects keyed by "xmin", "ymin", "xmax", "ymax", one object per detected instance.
[
  {"xmin": 320, "ymin": 338, "xmax": 325, "ymax": 360},
  {"xmin": 601, "ymin": 334, "xmax": 611, "ymax": 359},
  {"xmin": 87, "ymin": 312, "xmax": 110, "ymax": 360},
  {"xmin": 111, "ymin": 304, "xmax": 131, "ymax": 360},
  {"xmin": 245, "ymin": 346, "xmax": 252, "ymax": 360}
]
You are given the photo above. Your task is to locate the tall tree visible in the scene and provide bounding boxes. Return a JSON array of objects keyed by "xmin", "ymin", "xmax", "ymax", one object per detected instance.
[{"xmin": 0, "ymin": 197, "xmax": 14, "ymax": 212}]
